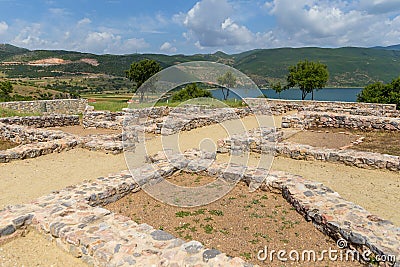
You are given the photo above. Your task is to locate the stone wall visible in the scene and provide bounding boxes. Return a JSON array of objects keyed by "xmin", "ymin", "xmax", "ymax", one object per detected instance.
[
  {"xmin": 157, "ymin": 106, "xmax": 250, "ymax": 135},
  {"xmin": 0, "ymin": 99, "xmax": 87, "ymax": 115},
  {"xmin": 217, "ymin": 129, "xmax": 400, "ymax": 172},
  {"xmin": 282, "ymin": 112, "xmax": 400, "ymax": 131},
  {"xmin": 0, "ymin": 122, "xmax": 70, "ymax": 144},
  {"xmin": 83, "ymin": 105, "xmax": 250, "ymax": 133},
  {"xmin": 245, "ymin": 98, "xmax": 399, "ymax": 116},
  {"xmin": 0, "ymin": 115, "xmax": 79, "ymax": 128},
  {"xmin": 82, "ymin": 106, "xmax": 170, "ymax": 129},
  {"xmin": 0, "ymin": 150, "xmax": 398, "ymax": 266},
  {"xmin": 0, "ymin": 122, "xmax": 129, "ymax": 162},
  {"xmin": 82, "ymin": 109, "xmax": 125, "ymax": 129}
]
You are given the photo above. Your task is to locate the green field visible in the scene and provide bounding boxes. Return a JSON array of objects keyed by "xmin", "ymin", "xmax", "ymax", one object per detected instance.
[{"xmin": 82, "ymin": 93, "xmax": 245, "ymax": 111}]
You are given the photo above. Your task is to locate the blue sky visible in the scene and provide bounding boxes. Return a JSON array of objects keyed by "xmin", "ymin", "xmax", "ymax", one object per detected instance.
[{"xmin": 0, "ymin": 0, "xmax": 400, "ymax": 55}]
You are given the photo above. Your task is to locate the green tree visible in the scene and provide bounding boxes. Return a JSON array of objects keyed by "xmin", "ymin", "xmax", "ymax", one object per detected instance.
[
  {"xmin": 286, "ymin": 60, "xmax": 329, "ymax": 100},
  {"xmin": 357, "ymin": 77, "xmax": 400, "ymax": 109},
  {"xmin": 125, "ymin": 59, "xmax": 162, "ymax": 102},
  {"xmin": 271, "ymin": 81, "xmax": 284, "ymax": 99},
  {"xmin": 171, "ymin": 83, "xmax": 213, "ymax": 102},
  {"xmin": 0, "ymin": 81, "xmax": 13, "ymax": 101},
  {"xmin": 217, "ymin": 71, "xmax": 237, "ymax": 100}
]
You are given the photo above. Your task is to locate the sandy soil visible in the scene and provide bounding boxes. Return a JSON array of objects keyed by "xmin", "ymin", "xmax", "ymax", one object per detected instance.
[
  {"xmin": 0, "ymin": 148, "xmax": 126, "ymax": 209},
  {"xmin": 0, "ymin": 230, "xmax": 88, "ymax": 267},
  {"xmin": 107, "ymin": 173, "xmax": 362, "ymax": 266}
]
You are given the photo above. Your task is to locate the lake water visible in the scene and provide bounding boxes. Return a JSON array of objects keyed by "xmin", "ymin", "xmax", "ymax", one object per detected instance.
[{"xmin": 211, "ymin": 88, "xmax": 363, "ymax": 102}]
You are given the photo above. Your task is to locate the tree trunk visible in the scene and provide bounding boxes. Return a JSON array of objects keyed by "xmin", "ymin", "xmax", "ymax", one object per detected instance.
[
  {"xmin": 226, "ymin": 89, "xmax": 230, "ymax": 100},
  {"xmin": 222, "ymin": 88, "xmax": 228, "ymax": 100},
  {"xmin": 311, "ymin": 90, "xmax": 314, "ymax": 100},
  {"xmin": 140, "ymin": 91, "xmax": 144, "ymax": 103},
  {"xmin": 302, "ymin": 90, "xmax": 307, "ymax": 100}
]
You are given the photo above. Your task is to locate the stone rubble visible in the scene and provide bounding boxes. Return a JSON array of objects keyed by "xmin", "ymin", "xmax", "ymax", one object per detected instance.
[{"xmin": 0, "ymin": 149, "xmax": 398, "ymax": 266}]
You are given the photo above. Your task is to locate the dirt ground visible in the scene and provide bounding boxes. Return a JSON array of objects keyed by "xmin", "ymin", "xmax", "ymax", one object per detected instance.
[
  {"xmin": 0, "ymin": 114, "xmax": 398, "ymax": 265},
  {"xmin": 285, "ymin": 129, "xmax": 360, "ymax": 149},
  {"xmin": 0, "ymin": 140, "xmax": 18, "ymax": 150},
  {"xmin": 107, "ymin": 173, "xmax": 363, "ymax": 266},
  {"xmin": 0, "ymin": 230, "xmax": 88, "ymax": 267},
  {"xmin": 0, "ymin": 148, "xmax": 126, "ymax": 209},
  {"xmin": 47, "ymin": 125, "xmax": 120, "ymax": 136},
  {"xmin": 287, "ymin": 128, "xmax": 400, "ymax": 156}
]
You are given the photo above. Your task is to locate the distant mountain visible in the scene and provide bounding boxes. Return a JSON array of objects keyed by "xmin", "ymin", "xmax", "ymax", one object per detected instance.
[
  {"xmin": 1, "ymin": 44, "xmax": 400, "ymax": 87},
  {"xmin": 371, "ymin": 44, "xmax": 400, "ymax": 51},
  {"xmin": 0, "ymin": 44, "xmax": 29, "ymax": 60}
]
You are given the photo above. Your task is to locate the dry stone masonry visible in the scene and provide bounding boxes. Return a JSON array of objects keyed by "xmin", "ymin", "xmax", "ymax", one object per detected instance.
[
  {"xmin": 0, "ymin": 150, "xmax": 398, "ymax": 266},
  {"xmin": 282, "ymin": 112, "xmax": 400, "ymax": 131},
  {"xmin": 217, "ymin": 128, "xmax": 400, "ymax": 172},
  {"xmin": 245, "ymin": 98, "xmax": 398, "ymax": 116},
  {"xmin": 0, "ymin": 99, "xmax": 87, "ymax": 115},
  {"xmin": 0, "ymin": 115, "xmax": 79, "ymax": 128},
  {"xmin": 0, "ymin": 121, "xmax": 127, "ymax": 162},
  {"xmin": 83, "ymin": 106, "xmax": 170, "ymax": 130}
]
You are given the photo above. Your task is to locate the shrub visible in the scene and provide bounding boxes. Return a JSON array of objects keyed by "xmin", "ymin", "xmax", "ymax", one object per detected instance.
[
  {"xmin": 357, "ymin": 77, "xmax": 400, "ymax": 109},
  {"xmin": 171, "ymin": 83, "xmax": 213, "ymax": 102}
]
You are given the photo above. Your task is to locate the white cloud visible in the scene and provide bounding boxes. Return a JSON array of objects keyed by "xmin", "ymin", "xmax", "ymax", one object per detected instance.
[
  {"xmin": 48, "ymin": 8, "xmax": 69, "ymax": 16},
  {"xmin": 179, "ymin": 0, "xmax": 254, "ymax": 47},
  {"xmin": 119, "ymin": 38, "xmax": 149, "ymax": 53},
  {"xmin": 160, "ymin": 42, "xmax": 177, "ymax": 53},
  {"xmin": 0, "ymin": 21, "xmax": 8, "ymax": 35},
  {"xmin": 264, "ymin": 0, "xmax": 400, "ymax": 47},
  {"xmin": 357, "ymin": 0, "xmax": 400, "ymax": 14},
  {"xmin": 11, "ymin": 23, "xmax": 52, "ymax": 48},
  {"xmin": 78, "ymin": 31, "xmax": 149, "ymax": 54},
  {"xmin": 77, "ymin": 18, "xmax": 91, "ymax": 26}
]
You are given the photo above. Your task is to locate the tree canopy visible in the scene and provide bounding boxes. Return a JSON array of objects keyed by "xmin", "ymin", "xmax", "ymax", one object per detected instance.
[
  {"xmin": 0, "ymin": 80, "xmax": 13, "ymax": 101},
  {"xmin": 217, "ymin": 71, "xmax": 237, "ymax": 100},
  {"xmin": 125, "ymin": 59, "xmax": 162, "ymax": 102},
  {"xmin": 171, "ymin": 83, "xmax": 213, "ymax": 102},
  {"xmin": 286, "ymin": 60, "xmax": 329, "ymax": 100},
  {"xmin": 357, "ymin": 77, "xmax": 400, "ymax": 109}
]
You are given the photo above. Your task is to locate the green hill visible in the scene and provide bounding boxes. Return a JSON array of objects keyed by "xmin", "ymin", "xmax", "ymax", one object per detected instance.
[{"xmin": 1, "ymin": 44, "xmax": 400, "ymax": 87}]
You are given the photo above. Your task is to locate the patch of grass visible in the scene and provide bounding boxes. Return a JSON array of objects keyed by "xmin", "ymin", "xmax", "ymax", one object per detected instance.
[
  {"xmin": 204, "ymin": 216, "xmax": 213, "ymax": 222},
  {"xmin": 0, "ymin": 140, "xmax": 18, "ymax": 150},
  {"xmin": 203, "ymin": 224, "xmax": 214, "ymax": 234},
  {"xmin": 192, "ymin": 209, "xmax": 205, "ymax": 215},
  {"xmin": 208, "ymin": 210, "xmax": 224, "ymax": 216},
  {"xmin": 175, "ymin": 211, "xmax": 192, "ymax": 218},
  {"xmin": 239, "ymin": 252, "xmax": 252, "ymax": 260},
  {"xmin": 0, "ymin": 107, "xmax": 41, "ymax": 117},
  {"xmin": 250, "ymin": 212, "xmax": 264, "ymax": 218},
  {"xmin": 219, "ymin": 228, "xmax": 229, "ymax": 235},
  {"xmin": 88, "ymin": 101, "xmax": 128, "ymax": 112},
  {"xmin": 353, "ymin": 131, "xmax": 400, "ymax": 156},
  {"xmin": 175, "ymin": 223, "xmax": 191, "ymax": 231}
]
